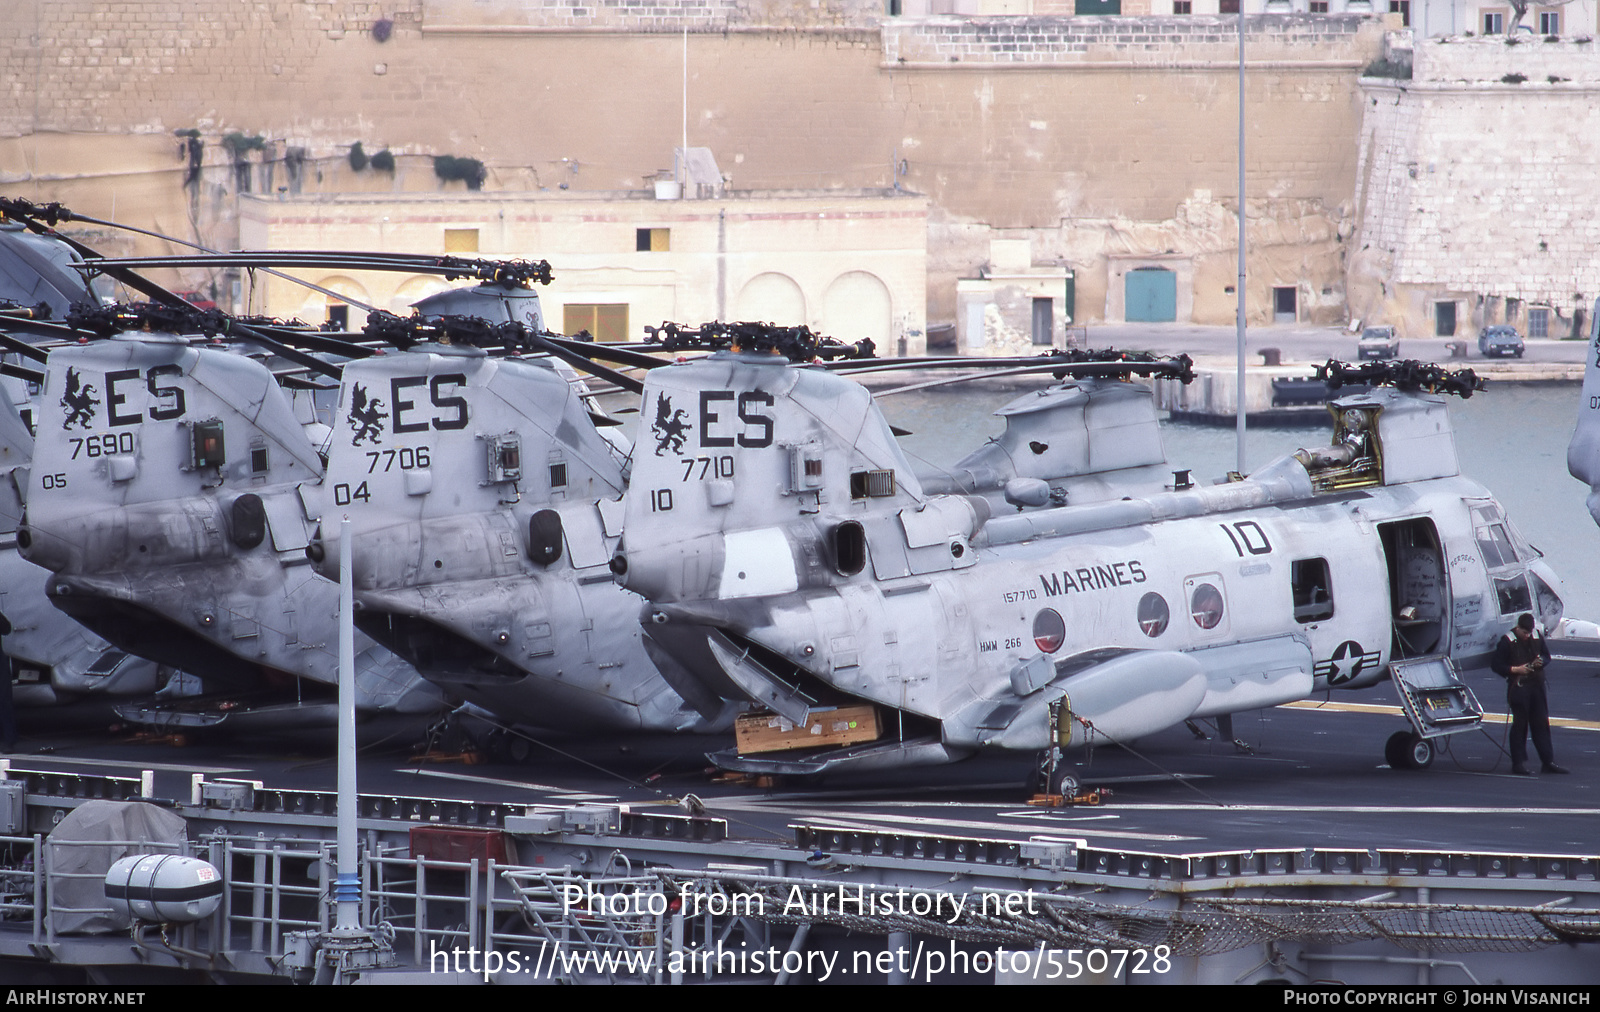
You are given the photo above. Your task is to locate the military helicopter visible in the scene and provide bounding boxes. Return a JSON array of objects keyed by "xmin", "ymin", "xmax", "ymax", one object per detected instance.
[
  {"xmin": 0, "ymin": 217, "xmax": 182, "ymax": 707},
  {"xmin": 303, "ymin": 314, "xmax": 740, "ymax": 741},
  {"xmin": 12, "ymin": 304, "xmax": 446, "ymax": 725},
  {"xmin": 0, "ymin": 200, "xmax": 760, "ymax": 740},
  {"xmin": 302, "ymin": 313, "xmax": 1209, "ymax": 748},
  {"xmin": 0, "ymin": 376, "xmax": 170, "ymax": 705},
  {"xmin": 613, "ymin": 332, "xmax": 1565, "ymax": 787},
  {"xmin": 1568, "ymin": 299, "xmax": 1600, "ymax": 527}
]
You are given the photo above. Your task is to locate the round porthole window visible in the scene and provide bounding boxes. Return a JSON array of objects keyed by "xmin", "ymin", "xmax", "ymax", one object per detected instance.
[
  {"xmin": 1032, "ymin": 608, "xmax": 1066, "ymax": 653},
  {"xmin": 1137, "ymin": 592, "xmax": 1170, "ymax": 637},
  {"xmin": 1190, "ymin": 583, "xmax": 1225, "ymax": 630}
]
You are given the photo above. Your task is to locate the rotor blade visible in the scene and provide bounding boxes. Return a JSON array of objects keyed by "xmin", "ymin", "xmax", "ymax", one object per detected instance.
[
  {"xmin": 873, "ymin": 360, "xmax": 1191, "ymax": 397},
  {"xmin": 542, "ymin": 336, "xmax": 681, "ymax": 372},
  {"xmin": 1, "ymin": 362, "xmax": 43, "ymax": 384},
  {"xmin": 0, "ymin": 316, "xmax": 82, "ymax": 345},
  {"xmin": 243, "ymin": 324, "xmax": 382, "ymax": 360},
  {"xmin": 588, "ymin": 411, "xmax": 624, "ymax": 428},
  {"xmin": 526, "ymin": 334, "xmax": 643, "ymax": 395},
  {"xmin": 0, "ymin": 330, "xmax": 51, "ymax": 363},
  {"xmin": 226, "ymin": 322, "xmax": 343, "ymax": 381},
  {"xmin": 1, "ymin": 204, "xmax": 385, "ymax": 315},
  {"xmin": 277, "ymin": 373, "xmax": 339, "ymax": 391},
  {"xmin": 84, "ymin": 252, "xmax": 552, "ymax": 288}
]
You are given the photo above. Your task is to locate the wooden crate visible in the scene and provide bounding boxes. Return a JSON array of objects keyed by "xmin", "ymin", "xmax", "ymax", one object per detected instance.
[{"xmin": 734, "ymin": 705, "xmax": 880, "ymax": 755}]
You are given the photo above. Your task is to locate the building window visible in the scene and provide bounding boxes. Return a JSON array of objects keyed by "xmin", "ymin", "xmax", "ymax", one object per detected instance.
[
  {"xmin": 1219, "ymin": 0, "xmax": 1240, "ymax": 12},
  {"xmin": 1539, "ymin": 9, "xmax": 1560, "ymax": 33},
  {"xmin": 564, "ymin": 303, "xmax": 629, "ymax": 343},
  {"xmin": 444, "ymin": 228, "xmax": 479, "ymax": 253},
  {"xmin": 1390, "ymin": 0, "xmax": 1410, "ymax": 25},
  {"xmin": 1174, "ymin": 0, "xmax": 1193, "ymax": 11},
  {"xmin": 1310, "ymin": 1, "xmax": 1328, "ymax": 11},
  {"xmin": 1529, "ymin": 308, "xmax": 1550, "ymax": 338},
  {"xmin": 1482, "ymin": 10, "xmax": 1505, "ymax": 33},
  {"xmin": 636, "ymin": 228, "xmax": 670, "ymax": 252},
  {"xmin": 326, "ymin": 304, "xmax": 349, "ymax": 330}
]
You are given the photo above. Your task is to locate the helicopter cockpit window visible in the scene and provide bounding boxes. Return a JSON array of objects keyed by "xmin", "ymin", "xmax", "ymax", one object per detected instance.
[
  {"xmin": 1190, "ymin": 583, "xmax": 1225, "ymax": 630},
  {"xmin": 1495, "ymin": 575, "xmax": 1532, "ymax": 616},
  {"xmin": 1137, "ymin": 592, "xmax": 1169, "ymax": 637},
  {"xmin": 1292, "ymin": 557, "xmax": 1334, "ymax": 623},
  {"xmin": 1476, "ymin": 522, "xmax": 1516, "ymax": 569}
]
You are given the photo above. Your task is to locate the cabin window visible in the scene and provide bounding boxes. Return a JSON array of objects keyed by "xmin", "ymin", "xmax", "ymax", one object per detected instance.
[
  {"xmin": 1137, "ymin": 592, "xmax": 1170, "ymax": 637},
  {"xmin": 1292, "ymin": 558, "xmax": 1335, "ymax": 623},
  {"xmin": 1190, "ymin": 583, "xmax": 1225, "ymax": 630},
  {"xmin": 1033, "ymin": 609, "xmax": 1066, "ymax": 653}
]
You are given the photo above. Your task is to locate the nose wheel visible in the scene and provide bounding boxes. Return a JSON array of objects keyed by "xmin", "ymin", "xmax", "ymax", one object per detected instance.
[{"xmin": 1385, "ymin": 730, "xmax": 1434, "ymax": 770}]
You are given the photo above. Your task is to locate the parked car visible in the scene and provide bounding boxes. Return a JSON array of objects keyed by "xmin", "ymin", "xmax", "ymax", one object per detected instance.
[
  {"xmin": 173, "ymin": 290, "xmax": 217, "ymax": 310},
  {"xmin": 1478, "ymin": 325, "xmax": 1525, "ymax": 358},
  {"xmin": 1357, "ymin": 325, "xmax": 1398, "ymax": 360}
]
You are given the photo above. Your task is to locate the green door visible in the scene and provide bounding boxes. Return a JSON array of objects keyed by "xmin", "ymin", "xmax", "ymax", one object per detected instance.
[{"xmin": 1125, "ymin": 268, "xmax": 1177, "ymax": 322}]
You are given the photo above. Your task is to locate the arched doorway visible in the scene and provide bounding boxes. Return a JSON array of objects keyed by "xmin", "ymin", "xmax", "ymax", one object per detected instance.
[
  {"xmin": 735, "ymin": 272, "xmax": 805, "ymax": 325},
  {"xmin": 822, "ymin": 271, "xmax": 892, "ymax": 346}
]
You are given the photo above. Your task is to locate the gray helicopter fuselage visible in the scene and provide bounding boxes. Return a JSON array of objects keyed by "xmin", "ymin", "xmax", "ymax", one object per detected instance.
[
  {"xmin": 0, "ymin": 378, "xmax": 165, "ymax": 702},
  {"xmin": 619, "ymin": 353, "xmax": 1561, "ymax": 760},
  {"xmin": 312, "ymin": 347, "xmax": 719, "ymax": 732},
  {"xmin": 18, "ymin": 335, "xmax": 436, "ymax": 711}
]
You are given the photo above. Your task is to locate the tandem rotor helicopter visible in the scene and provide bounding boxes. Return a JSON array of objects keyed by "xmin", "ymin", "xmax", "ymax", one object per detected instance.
[
  {"xmin": 0, "ymin": 197, "xmax": 1569, "ymax": 794},
  {"xmin": 613, "ymin": 331, "xmax": 1566, "ymax": 790}
]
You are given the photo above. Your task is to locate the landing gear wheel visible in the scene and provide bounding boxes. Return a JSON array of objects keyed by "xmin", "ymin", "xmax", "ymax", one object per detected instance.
[
  {"xmin": 1385, "ymin": 730, "xmax": 1433, "ymax": 770},
  {"xmin": 1050, "ymin": 770, "xmax": 1081, "ymax": 797},
  {"xmin": 505, "ymin": 734, "xmax": 533, "ymax": 764},
  {"xmin": 483, "ymin": 729, "xmax": 510, "ymax": 763},
  {"xmin": 1028, "ymin": 751, "xmax": 1079, "ymax": 798}
]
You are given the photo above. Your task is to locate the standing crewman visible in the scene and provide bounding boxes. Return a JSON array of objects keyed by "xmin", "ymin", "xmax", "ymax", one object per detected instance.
[
  {"xmin": 0, "ymin": 609, "xmax": 14, "ymax": 752},
  {"xmin": 1492, "ymin": 613, "xmax": 1569, "ymax": 776}
]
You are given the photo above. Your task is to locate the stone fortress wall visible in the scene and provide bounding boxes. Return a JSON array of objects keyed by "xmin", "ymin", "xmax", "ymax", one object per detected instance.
[
  {"xmin": 2, "ymin": 1, "xmax": 1578, "ymax": 340},
  {"xmin": 1353, "ymin": 35, "xmax": 1600, "ymax": 339}
]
